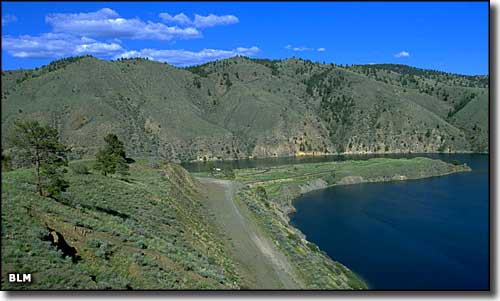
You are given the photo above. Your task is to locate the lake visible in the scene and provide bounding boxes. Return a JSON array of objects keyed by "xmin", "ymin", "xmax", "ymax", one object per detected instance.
[
  {"xmin": 290, "ymin": 154, "xmax": 489, "ymax": 290},
  {"xmin": 182, "ymin": 152, "xmax": 482, "ymax": 172}
]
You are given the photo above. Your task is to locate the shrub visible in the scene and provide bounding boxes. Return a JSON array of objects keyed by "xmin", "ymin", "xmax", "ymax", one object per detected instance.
[
  {"xmin": 70, "ymin": 162, "xmax": 90, "ymax": 175},
  {"xmin": 307, "ymin": 242, "xmax": 320, "ymax": 252},
  {"xmin": 207, "ymin": 256, "xmax": 217, "ymax": 265},
  {"xmin": 137, "ymin": 240, "xmax": 148, "ymax": 249},
  {"xmin": 223, "ymin": 167, "xmax": 235, "ymax": 179},
  {"xmin": 86, "ymin": 238, "xmax": 104, "ymax": 249},
  {"xmin": 324, "ymin": 171, "xmax": 336, "ymax": 184},
  {"xmin": 288, "ymin": 233, "xmax": 300, "ymax": 242},
  {"xmin": 256, "ymin": 186, "xmax": 268, "ymax": 200},
  {"xmin": 133, "ymin": 253, "xmax": 146, "ymax": 266},
  {"xmin": 95, "ymin": 241, "xmax": 114, "ymax": 260}
]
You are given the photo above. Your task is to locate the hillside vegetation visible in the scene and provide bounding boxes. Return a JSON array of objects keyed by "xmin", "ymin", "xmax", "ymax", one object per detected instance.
[
  {"xmin": 2, "ymin": 161, "xmax": 241, "ymax": 289},
  {"xmin": 1, "ymin": 56, "xmax": 488, "ymax": 162},
  {"xmin": 2, "ymin": 158, "xmax": 370, "ymax": 290},
  {"xmin": 2, "ymin": 151, "xmax": 468, "ymax": 289}
]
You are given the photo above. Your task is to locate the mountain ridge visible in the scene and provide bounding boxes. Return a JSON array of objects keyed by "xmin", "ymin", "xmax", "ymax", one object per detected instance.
[{"xmin": 1, "ymin": 55, "xmax": 488, "ymax": 161}]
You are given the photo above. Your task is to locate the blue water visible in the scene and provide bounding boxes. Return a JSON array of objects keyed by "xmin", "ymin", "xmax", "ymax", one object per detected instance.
[{"xmin": 290, "ymin": 154, "xmax": 489, "ymax": 290}]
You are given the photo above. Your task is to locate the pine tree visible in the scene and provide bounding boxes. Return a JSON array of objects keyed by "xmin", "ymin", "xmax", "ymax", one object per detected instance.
[
  {"xmin": 116, "ymin": 156, "xmax": 130, "ymax": 177},
  {"xmin": 94, "ymin": 134, "xmax": 129, "ymax": 177},
  {"xmin": 7, "ymin": 120, "xmax": 69, "ymax": 197}
]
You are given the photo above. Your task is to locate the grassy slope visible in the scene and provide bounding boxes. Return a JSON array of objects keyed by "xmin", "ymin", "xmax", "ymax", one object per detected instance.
[
  {"xmin": 237, "ymin": 157, "xmax": 469, "ymax": 184},
  {"xmin": 1, "ymin": 161, "xmax": 240, "ymax": 290},
  {"xmin": 450, "ymin": 92, "xmax": 489, "ymax": 152},
  {"xmin": 2, "ymin": 158, "xmax": 367, "ymax": 290},
  {"xmin": 344, "ymin": 64, "xmax": 489, "ymax": 153}
]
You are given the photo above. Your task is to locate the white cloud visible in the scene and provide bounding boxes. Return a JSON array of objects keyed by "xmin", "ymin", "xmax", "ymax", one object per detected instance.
[
  {"xmin": 2, "ymin": 33, "xmax": 123, "ymax": 58},
  {"xmin": 159, "ymin": 12, "xmax": 239, "ymax": 29},
  {"xmin": 394, "ymin": 51, "xmax": 410, "ymax": 58},
  {"xmin": 2, "ymin": 14, "xmax": 17, "ymax": 26},
  {"xmin": 113, "ymin": 46, "xmax": 260, "ymax": 66},
  {"xmin": 158, "ymin": 13, "xmax": 191, "ymax": 25},
  {"xmin": 3, "ymin": 8, "xmax": 245, "ymax": 65},
  {"xmin": 45, "ymin": 8, "xmax": 201, "ymax": 41},
  {"xmin": 193, "ymin": 14, "xmax": 239, "ymax": 28},
  {"xmin": 285, "ymin": 44, "xmax": 324, "ymax": 52},
  {"xmin": 293, "ymin": 46, "xmax": 312, "ymax": 52}
]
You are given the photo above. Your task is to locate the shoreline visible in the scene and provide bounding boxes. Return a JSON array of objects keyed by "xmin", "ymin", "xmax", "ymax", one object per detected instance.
[
  {"xmin": 243, "ymin": 158, "xmax": 472, "ymax": 218},
  {"xmin": 281, "ymin": 162, "xmax": 472, "ymax": 289},
  {"xmin": 183, "ymin": 151, "xmax": 488, "ymax": 164},
  {"xmin": 284, "ymin": 164, "xmax": 472, "ymax": 221},
  {"xmin": 190, "ymin": 157, "xmax": 472, "ymax": 289},
  {"xmin": 179, "ymin": 150, "xmax": 490, "ymax": 165}
]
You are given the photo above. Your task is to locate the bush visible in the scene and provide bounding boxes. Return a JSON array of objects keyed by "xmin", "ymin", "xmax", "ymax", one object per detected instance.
[
  {"xmin": 288, "ymin": 233, "xmax": 300, "ymax": 242},
  {"xmin": 223, "ymin": 167, "xmax": 235, "ymax": 179},
  {"xmin": 86, "ymin": 238, "xmax": 104, "ymax": 249},
  {"xmin": 324, "ymin": 171, "xmax": 336, "ymax": 184},
  {"xmin": 256, "ymin": 186, "xmax": 267, "ymax": 200},
  {"xmin": 95, "ymin": 241, "xmax": 114, "ymax": 260},
  {"xmin": 70, "ymin": 162, "xmax": 90, "ymax": 175},
  {"xmin": 307, "ymin": 242, "xmax": 320, "ymax": 252},
  {"xmin": 137, "ymin": 240, "xmax": 148, "ymax": 249}
]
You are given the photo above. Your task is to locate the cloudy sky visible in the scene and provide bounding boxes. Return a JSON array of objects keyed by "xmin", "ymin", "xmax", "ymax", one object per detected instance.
[{"xmin": 1, "ymin": 1, "xmax": 488, "ymax": 74}]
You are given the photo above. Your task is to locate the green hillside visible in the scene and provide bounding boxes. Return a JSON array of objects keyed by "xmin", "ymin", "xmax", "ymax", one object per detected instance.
[
  {"xmin": 1, "ymin": 56, "xmax": 488, "ymax": 162},
  {"xmin": 1, "ymin": 161, "xmax": 241, "ymax": 289},
  {"xmin": 2, "ymin": 159, "xmax": 368, "ymax": 290}
]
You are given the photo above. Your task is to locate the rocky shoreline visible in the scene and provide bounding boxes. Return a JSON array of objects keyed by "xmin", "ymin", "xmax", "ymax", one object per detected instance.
[{"xmin": 277, "ymin": 160, "xmax": 472, "ymax": 219}]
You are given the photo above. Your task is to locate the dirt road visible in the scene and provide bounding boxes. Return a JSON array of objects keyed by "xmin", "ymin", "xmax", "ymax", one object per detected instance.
[{"xmin": 197, "ymin": 177, "xmax": 300, "ymax": 289}]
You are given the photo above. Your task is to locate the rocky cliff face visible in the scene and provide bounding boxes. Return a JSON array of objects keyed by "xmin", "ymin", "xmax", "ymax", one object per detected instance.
[{"xmin": 1, "ymin": 56, "xmax": 488, "ymax": 161}]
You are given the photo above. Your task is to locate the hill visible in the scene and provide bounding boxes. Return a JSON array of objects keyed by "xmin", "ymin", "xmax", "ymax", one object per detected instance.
[
  {"xmin": 1, "ymin": 159, "xmax": 365, "ymax": 289},
  {"xmin": 1, "ymin": 161, "xmax": 243, "ymax": 289},
  {"xmin": 1, "ymin": 56, "xmax": 488, "ymax": 161},
  {"xmin": 2, "ymin": 155, "xmax": 469, "ymax": 289}
]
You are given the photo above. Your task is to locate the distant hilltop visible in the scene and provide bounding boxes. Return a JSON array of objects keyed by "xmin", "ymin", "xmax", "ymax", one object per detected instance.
[{"xmin": 1, "ymin": 55, "xmax": 488, "ymax": 161}]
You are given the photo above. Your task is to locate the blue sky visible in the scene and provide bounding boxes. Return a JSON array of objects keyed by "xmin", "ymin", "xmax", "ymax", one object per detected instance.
[{"xmin": 1, "ymin": 1, "xmax": 489, "ymax": 75}]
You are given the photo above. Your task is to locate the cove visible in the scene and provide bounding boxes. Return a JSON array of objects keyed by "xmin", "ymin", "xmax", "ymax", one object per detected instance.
[{"xmin": 290, "ymin": 154, "xmax": 489, "ymax": 290}]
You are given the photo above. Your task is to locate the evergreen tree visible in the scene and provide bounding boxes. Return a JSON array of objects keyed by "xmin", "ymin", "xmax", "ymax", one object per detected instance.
[
  {"xmin": 116, "ymin": 156, "xmax": 130, "ymax": 177},
  {"xmin": 41, "ymin": 156, "xmax": 69, "ymax": 198},
  {"xmin": 94, "ymin": 134, "xmax": 129, "ymax": 176},
  {"xmin": 7, "ymin": 120, "xmax": 69, "ymax": 197}
]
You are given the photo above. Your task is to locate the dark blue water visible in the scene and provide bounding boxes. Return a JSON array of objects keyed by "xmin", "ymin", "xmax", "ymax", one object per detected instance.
[{"xmin": 290, "ymin": 154, "xmax": 489, "ymax": 290}]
